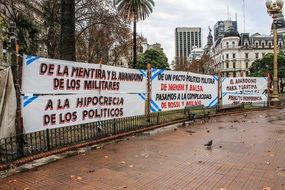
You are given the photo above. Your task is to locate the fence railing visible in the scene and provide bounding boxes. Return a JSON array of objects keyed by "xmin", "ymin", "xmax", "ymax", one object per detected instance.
[
  {"xmin": 0, "ymin": 109, "xmax": 192, "ymax": 164},
  {"xmin": 0, "ymin": 103, "xmax": 267, "ymax": 165}
]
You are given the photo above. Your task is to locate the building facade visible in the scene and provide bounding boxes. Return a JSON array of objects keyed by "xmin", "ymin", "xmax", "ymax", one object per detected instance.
[
  {"xmin": 175, "ymin": 27, "xmax": 202, "ymax": 64},
  {"xmin": 214, "ymin": 20, "xmax": 238, "ymax": 42},
  {"xmin": 209, "ymin": 26, "xmax": 285, "ymax": 77}
]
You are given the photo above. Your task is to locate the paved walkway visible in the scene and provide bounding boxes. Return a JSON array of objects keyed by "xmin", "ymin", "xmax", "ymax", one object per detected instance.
[{"xmin": 1, "ymin": 109, "xmax": 285, "ymax": 190}]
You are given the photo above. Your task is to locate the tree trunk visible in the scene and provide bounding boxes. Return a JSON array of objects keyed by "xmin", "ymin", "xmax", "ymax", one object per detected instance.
[
  {"xmin": 133, "ymin": 20, "xmax": 137, "ymax": 68},
  {"xmin": 60, "ymin": 0, "xmax": 75, "ymax": 61}
]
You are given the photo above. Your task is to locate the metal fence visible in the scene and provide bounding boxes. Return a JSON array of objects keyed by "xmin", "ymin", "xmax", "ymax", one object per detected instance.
[
  {"xmin": 0, "ymin": 102, "xmax": 268, "ymax": 165},
  {"xmin": 0, "ymin": 109, "xmax": 191, "ymax": 164}
]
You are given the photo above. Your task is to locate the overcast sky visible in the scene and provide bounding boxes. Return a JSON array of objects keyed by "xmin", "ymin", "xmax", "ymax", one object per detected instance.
[{"xmin": 137, "ymin": 0, "xmax": 281, "ymax": 63}]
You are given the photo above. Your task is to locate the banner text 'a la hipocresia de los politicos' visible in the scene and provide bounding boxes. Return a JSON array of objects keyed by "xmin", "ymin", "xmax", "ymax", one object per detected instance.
[{"xmin": 22, "ymin": 92, "xmax": 145, "ymax": 133}]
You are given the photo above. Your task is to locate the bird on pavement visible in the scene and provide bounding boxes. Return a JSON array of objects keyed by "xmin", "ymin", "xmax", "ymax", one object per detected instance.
[{"xmin": 204, "ymin": 140, "xmax": 213, "ymax": 149}]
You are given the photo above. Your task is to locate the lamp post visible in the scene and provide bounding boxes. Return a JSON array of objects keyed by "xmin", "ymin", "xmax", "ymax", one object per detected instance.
[{"xmin": 266, "ymin": 0, "xmax": 283, "ymax": 106}]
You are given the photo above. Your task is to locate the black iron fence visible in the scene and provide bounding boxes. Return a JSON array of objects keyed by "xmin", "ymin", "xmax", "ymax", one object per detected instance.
[
  {"xmin": 0, "ymin": 109, "xmax": 192, "ymax": 164},
  {"xmin": 0, "ymin": 103, "xmax": 267, "ymax": 165}
]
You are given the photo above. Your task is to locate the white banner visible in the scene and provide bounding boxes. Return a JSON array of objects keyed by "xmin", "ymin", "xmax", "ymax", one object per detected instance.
[
  {"xmin": 22, "ymin": 55, "xmax": 147, "ymax": 94},
  {"xmin": 150, "ymin": 69, "xmax": 218, "ymax": 112},
  {"xmin": 222, "ymin": 93, "xmax": 268, "ymax": 106},
  {"xmin": 22, "ymin": 93, "xmax": 145, "ymax": 133},
  {"xmin": 222, "ymin": 77, "xmax": 268, "ymax": 105},
  {"xmin": 222, "ymin": 77, "xmax": 268, "ymax": 94}
]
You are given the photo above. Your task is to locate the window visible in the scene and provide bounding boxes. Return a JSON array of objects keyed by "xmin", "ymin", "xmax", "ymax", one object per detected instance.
[
  {"xmin": 232, "ymin": 41, "xmax": 235, "ymax": 47},
  {"xmin": 244, "ymin": 42, "xmax": 249, "ymax": 49},
  {"xmin": 245, "ymin": 53, "xmax": 249, "ymax": 59},
  {"xmin": 255, "ymin": 53, "xmax": 259, "ymax": 59},
  {"xmin": 226, "ymin": 54, "xmax": 229, "ymax": 59},
  {"xmin": 233, "ymin": 72, "xmax": 236, "ymax": 77},
  {"xmin": 226, "ymin": 62, "xmax": 229, "ymax": 68},
  {"xmin": 233, "ymin": 53, "xmax": 236, "ymax": 59},
  {"xmin": 279, "ymin": 42, "xmax": 282, "ymax": 48},
  {"xmin": 262, "ymin": 53, "xmax": 265, "ymax": 57},
  {"xmin": 226, "ymin": 42, "xmax": 229, "ymax": 48},
  {"xmin": 233, "ymin": 62, "xmax": 236, "ymax": 69},
  {"xmin": 246, "ymin": 62, "xmax": 249, "ymax": 68},
  {"xmin": 255, "ymin": 42, "xmax": 259, "ymax": 48},
  {"xmin": 268, "ymin": 42, "xmax": 272, "ymax": 48},
  {"xmin": 262, "ymin": 42, "xmax": 265, "ymax": 49}
]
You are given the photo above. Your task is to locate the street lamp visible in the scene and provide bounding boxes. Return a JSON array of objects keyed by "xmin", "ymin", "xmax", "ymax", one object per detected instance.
[{"xmin": 266, "ymin": 0, "xmax": 284, "ymax": 106}]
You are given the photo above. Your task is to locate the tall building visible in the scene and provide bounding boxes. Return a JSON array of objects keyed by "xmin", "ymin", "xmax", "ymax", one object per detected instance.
[
  {"xmin": 209, "ymin": 26, "xmax": 285, "ymax": 77},
  {"xmin": 175, "ymin": 27, "xmax": 202, "ymax": 64},
  {"xmin": 214, "ymin": 20, "xmax": 237, "ymax": 42}
]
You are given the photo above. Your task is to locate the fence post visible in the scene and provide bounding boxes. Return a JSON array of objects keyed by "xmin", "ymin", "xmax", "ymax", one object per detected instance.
[
  {"xmin": 217, "ymin": 71, "xmax": 222, "ymax": 112},
  {"xmin": 146, "ymin": 63, "xmax": 151, "ymax": 122},
  {"xmin": 113, "ymin": 118, "xmax": 116, "ymax": 135},
  {"xmin": 157, "ymin": 112, "xmax": 160, "ymax": 125},
  {"xmin": 46, "ymin": 129, "xmax": 50, "ymax": 151},
  {"xmin": 267, "ymin": 72, "xmax": 271, "ymax": 107}
]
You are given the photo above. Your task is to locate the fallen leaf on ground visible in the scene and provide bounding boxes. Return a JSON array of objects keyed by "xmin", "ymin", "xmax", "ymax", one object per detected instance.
[
  {"xmin": 263, "ymin": 187, "xmax": 271, "ymax": 190},
  {"xmin": 121, "ymin": 161, "xmax": 126, "ymax": 164},
  {"xmin": 24, "ymin": 188, "xmax": 30, "ymax": 190},
  {"xmin": 76, "ymin": 176, "xmax": 82, "ymax": 180},
  {"xmin": 88, "ymin": 170, "xmax": 95, "ymax": 173},
  {"xmin": 265, "ymin": 161, "xmax": 270, "ymax": 165},
  {"xmin": 104, "ymin": 156, "xmax": 108, "ymax": 159},
  {"xmin": 8, "ymin": 179, "xmax": 17, "ymax": 183},
  {"xmin": 118, "ymin": 185, "xmax": 128, "ymax": 189},
  {"xmin": 129, "ymin": 165, "xmax": 134, "ymax": 168}
]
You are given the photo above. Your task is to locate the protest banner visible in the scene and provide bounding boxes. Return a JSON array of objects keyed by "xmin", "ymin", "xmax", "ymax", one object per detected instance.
[
  {"xmin": 22, "ymin": 93, "xmax": 145, "ymax": 133},
  {"xmin": 150, "ymin": 69, "xmax": 218, "ymax": 112},
  {"xmin": 222, "ymin": 77, "xmax": 268, "ymax": 105},
  {"xmin": 22, "ymin": 55, "xmax": 147, "ymax": 94}
]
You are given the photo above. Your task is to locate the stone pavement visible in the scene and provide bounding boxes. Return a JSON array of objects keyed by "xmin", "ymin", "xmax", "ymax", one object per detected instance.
[{"xmin": 0, "ymin": 109, "xmax": 285, "ymax": 190}]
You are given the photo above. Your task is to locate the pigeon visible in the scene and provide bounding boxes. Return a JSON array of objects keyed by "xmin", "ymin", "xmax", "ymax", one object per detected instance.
[{"xmin": 204, "ymin": 140, "xmax": 213, "ymax": 149}]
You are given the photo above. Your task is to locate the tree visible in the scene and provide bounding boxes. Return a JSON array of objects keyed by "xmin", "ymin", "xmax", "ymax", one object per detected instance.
[
  {"xmin": 249, "ymin": 52, "xmax": 285, "ymax": 93},
  {"xmin": 0, "ymin": 0, "xmax": 133, "ymax": 64},
  {"xmin": 172, "ymin": 56, "xmax": 189, "ymax": 71},
  {"xmin": 60, "ymin": 0, "xmax": 75, "ymax": 61},
  {"xmin": 114, "ymin": 0, "xmax": 155, "ymax": 68},
  {"xmin": 136, "ymin": 48, "xmax": 169, "ymax": 70},
  {"xmin": 76, "ymin": 0, "xmax": 132, "ymax": 64},
  {"xmin": 249, "ymin": 52, "xmax": 285, "ymax": 77},
  {"xmin": 0, "ymin": 0, "xmax": 40, "ymax": 55}
]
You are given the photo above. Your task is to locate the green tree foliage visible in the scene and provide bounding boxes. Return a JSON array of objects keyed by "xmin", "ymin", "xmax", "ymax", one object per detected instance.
[
  {"xmin": 113, "ymin": 0, "xmax": 155, "ymax": 67},
  {"xmin": 136, "ymin": 48, "xmax": 169, "ymax": 70},
  {"xmin": 16, "ymin": 13, "xmax": 40, "ymax": 55},
  {"xmin": 249, "ymin": 52, "xmax": 285, "ymax": 78}
]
